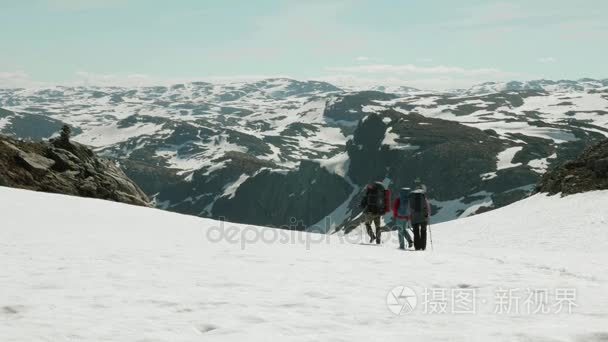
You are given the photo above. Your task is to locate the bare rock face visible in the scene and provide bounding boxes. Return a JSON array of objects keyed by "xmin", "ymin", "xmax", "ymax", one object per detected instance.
[
  {"xmin": 0, "ymin": 135, "xmax": 150, "ymax": 206},
  {"xmin": 537, "ymin": 139, "xmax": 608, "ymax": 195},
  {"xmin": 16, "ymin": 150, "xmax": 56, "ymax": 171}
]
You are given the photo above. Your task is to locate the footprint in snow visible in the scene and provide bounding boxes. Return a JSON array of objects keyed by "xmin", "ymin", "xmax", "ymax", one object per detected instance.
[{"xmin": 194, "ymin": 324, "xmax": 219, "ymax": 334}]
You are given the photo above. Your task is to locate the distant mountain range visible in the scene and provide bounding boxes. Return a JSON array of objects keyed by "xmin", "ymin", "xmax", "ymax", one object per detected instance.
[
  {"xmin": 1, "ymin": 78, "xmax": 607, "ymax": 230},
  {"xmin": 461, "ymin": 78, "xmax": 608, "ymax": 95}
]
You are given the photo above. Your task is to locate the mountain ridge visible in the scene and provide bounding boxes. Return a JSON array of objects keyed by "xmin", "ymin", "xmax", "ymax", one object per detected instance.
[{"xmin": 1, "ymin": 77, "xmax": 606, "ymax": 229}]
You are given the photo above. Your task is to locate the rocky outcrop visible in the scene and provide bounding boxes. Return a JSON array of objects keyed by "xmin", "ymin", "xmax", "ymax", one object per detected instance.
[
  {"xmin": 0, "ymin": 135, "xmax": 150, "ymax": 206},
  {"xmin": 537, "ymin": 139, "xmax": 608, "ymax": 195}
]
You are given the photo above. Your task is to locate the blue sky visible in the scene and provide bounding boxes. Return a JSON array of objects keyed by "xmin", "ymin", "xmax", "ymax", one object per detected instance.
[{"xmin": 1, "ymin": 0, "xmax": 606, "ymax": 89}]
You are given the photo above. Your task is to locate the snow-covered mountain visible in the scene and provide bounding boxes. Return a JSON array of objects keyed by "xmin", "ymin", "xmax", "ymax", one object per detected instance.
[
  {"xmin": 2, "ymin": 186, "xmax": 607, "ymax": 341},
  {"xmin": 1, "ymin": 78, "xmax": 607, "ymax": 230},
  {"xmin": 463, "ymin": 78, "xmax": 608, "ymax": 95}
]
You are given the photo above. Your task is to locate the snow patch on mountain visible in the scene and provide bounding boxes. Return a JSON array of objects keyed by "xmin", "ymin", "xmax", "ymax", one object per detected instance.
[
  {"xmin": 74, "ymin": 122, "xmax": 165, "ymax": 147},
  {"xmin": 430, "ymin": 191, "xmax": 494, "ymax": 222},
  {"xmin": 528, "ymin": 153, "xmax": 557, "ymax": 173},
  {"xmin": 496, "ymin": 146, "xmax": 524, "ymax": 170},
  {"xmin": 221, "ymin": 174, "xmax": 250, "ymax": 200},
  {"xmin": 382, "ymin": 127, "xmax": 419, "ymax": 151}
]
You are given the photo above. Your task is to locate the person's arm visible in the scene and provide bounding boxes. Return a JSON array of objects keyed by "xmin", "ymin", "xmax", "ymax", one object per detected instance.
[{"xmin": 425, "ymin": 199, "xmax": 431, "ymax": 218}]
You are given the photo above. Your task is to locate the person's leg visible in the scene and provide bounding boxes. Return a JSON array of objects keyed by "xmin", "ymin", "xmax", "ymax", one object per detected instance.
[
  {"xmin": 412, "ymin": 223, "xmax": 421, "ymax": 250},
  {"xmin": 397, "ymin": 220, "xmax": 405, "ymax": 249},
  {"xmin": 364, "ymin": 214, "xmax": 375, "ymax": 243},
  {"xmin": 420, "ymin": 223, "xmax": 427, "ymax": 250},
  {"xmin": 373, "ymin": 215, "xmax": 382, "ymax": 244},
  {"xmin": 404, "ymin": 222, "xmax": 414, "ymax": 248}
]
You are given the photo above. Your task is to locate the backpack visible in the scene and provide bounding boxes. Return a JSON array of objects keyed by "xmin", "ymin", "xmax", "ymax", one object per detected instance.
[
  {"xmin": 397, "ymin": 187, "xmax": 411, "ymax": 217},
  {"xmin": 408, "ymin": 189, "xmax": 429, "ymax": 224},
  {"xmin": 366, "ymin": 182, "xmax": 391, "ymax": 215}
]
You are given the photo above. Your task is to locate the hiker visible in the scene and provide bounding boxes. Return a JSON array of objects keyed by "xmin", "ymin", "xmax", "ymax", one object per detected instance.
[
  {"xmin": 392, "ymin": 187, "xmax": 414, "ymax": 250},
  {"xmin": 360, "ymin": 181, "xmax": 390, "ymax": 244},
  {"xmin": 414, "ymin": 177, "xmax": 427, "ymax": 192},
  {"xmin": 408, "ymin": 187, "xmax": 431, "ymax": 251}
]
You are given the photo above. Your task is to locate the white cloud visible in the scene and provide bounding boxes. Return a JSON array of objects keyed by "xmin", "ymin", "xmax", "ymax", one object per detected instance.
[
  {"xmin": 317, "ymin": 62, "xmax": 526, "ymax": 90},
  {"xmin": 355, "ymin": 56, "xmax": 370, "ymax": 62},
  {"xmin": 314, "ymin": 74, "xmax": 502, "ymax": 91},
  {"xmin": 0, "ymin": 64, "xmax": 523, "ymax": 92},
  {"xmin": 325, "ymin": 63, "xmax": 516, "ymax": 78},
  {"xmin": 0, "ymin": 67, "xmax": 520, "ymax": 91},
  {"xmin": 0, "ymin": 71, "xmax": 297, "ymax": 89},
  {"xmin": 73, "ymin": 72, "xmax": 299, "ymax": 87},
  {"xmin": 74, "ymin": 71, "xmax": 158, "ymax": 87},
  {"xmin": 0, "ymin": 71, "xmax": 46, "ymax": 88},
  {"xmin": 538, "ymin": 57, "xmax": 557, "ymax": 63}
]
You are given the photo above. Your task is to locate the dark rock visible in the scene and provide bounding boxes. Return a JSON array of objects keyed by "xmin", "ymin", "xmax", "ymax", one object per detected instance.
[
  {"xmin": 16, "ymin": 151, "xmax": 55, "ymax": 171},
  {"xmin": 0, "ymin": 134, "xmax": 150, "ymax": 206},
  {"xmin": 592, "ymin": 158, "xmax": 608, "ymax": 176},
  {"xmin": 537, "ymin": 139, "xmax": 608, "ymax": 195}
]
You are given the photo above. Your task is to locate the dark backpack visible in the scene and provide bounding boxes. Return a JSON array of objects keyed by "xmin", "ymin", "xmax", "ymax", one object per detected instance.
[
  {"xmin": 365, "ymin": 182, "xmax": 390, "ymax": 214},
  {"xmin": 408, "ymin": 190, "xmax": 429, "ymax": 224}
]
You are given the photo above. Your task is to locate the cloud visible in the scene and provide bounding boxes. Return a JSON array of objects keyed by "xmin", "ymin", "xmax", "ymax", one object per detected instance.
[
  {"xmin": 0, "ymin": 66, "xmax": 523, "ymax": 91},
  {"xmin": 355, "ymin": 56, "xmax": 370, "ymax": 62},
  {"xmin": 74, "ymin": 71, "xmax": 159, "ymax": 87},
  {"xmin": 0, "ymin": 70, "xmax": 297, "ymax": 89},
  {"xmin": 325, "ymin": 64, "xmax": 516, "ymax": 78},
  {"xmin": 0, "ymin": 71, "xmax": 46, "ymax": 88},
  {"xmin": 538, "ymin": 57, "xmax": 557, "ymax": 63},
  {"xmin": 318, "ymin": 62, "xmax": 526, "ymax": 90},
  {"xmin": 314, "ymin": 74, "xmax": 498, "ymax": 91},
  {"xmin": 73, "ymin": 72, "xmax": 299, "ymax": 87}
]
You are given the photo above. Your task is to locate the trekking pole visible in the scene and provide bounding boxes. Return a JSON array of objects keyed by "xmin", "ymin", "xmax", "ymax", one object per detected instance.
[{"xmin": 428, "ymin": 223, "xmax": 434, "ymax": 251}]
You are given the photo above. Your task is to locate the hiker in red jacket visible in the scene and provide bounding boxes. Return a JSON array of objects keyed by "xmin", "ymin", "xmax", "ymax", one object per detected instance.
[{"xmin": 392, "ymin": 188, "xmax": 414, "ymax": 249}]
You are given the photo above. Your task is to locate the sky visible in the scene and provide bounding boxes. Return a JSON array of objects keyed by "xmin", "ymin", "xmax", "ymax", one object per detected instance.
[{"xmin": 0, "ymin": 0, "xmax": 607, "ymax": 90}]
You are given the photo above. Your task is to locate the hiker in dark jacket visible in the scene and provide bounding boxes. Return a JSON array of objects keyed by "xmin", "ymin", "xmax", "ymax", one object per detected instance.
[
  {"xmin": 408, "ymin": 188, "xmax": 431, "ymax": 251},
  {"xmin": 360, "ymin": 182, "xmax": 389, "ymax": 244}
]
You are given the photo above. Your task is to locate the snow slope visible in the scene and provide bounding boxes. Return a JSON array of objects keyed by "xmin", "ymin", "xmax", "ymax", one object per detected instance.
[{"xmin": 1, "ymin": 187, "xmax": 608, "ymax": 341}]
